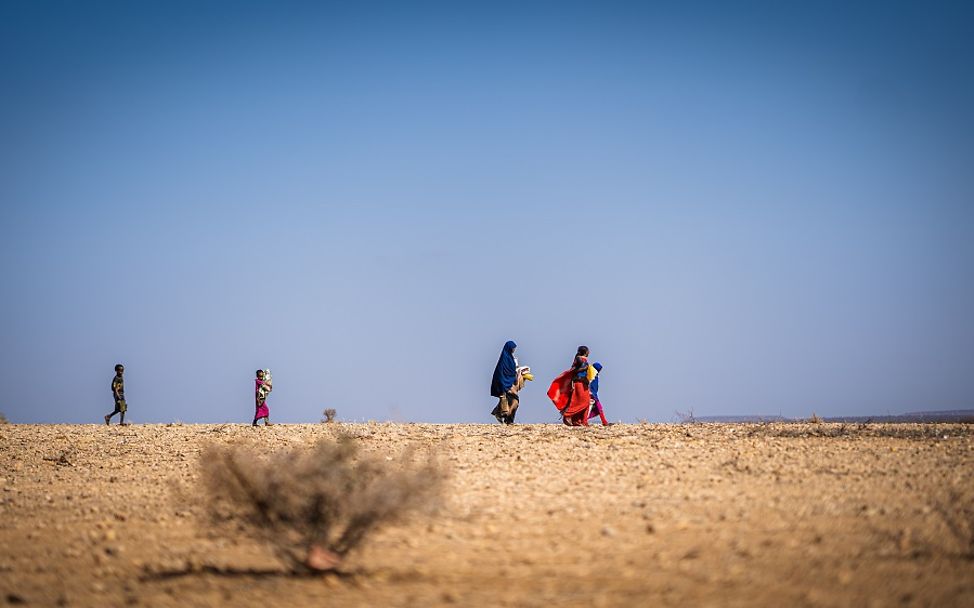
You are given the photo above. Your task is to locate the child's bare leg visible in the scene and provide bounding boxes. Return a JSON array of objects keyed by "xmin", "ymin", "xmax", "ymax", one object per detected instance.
[{"xmin": 105, "ymin": 406, "xmax": 121, "ymax": 425}]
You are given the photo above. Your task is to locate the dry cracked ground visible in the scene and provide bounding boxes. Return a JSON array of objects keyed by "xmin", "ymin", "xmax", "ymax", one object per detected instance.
[{"xmin": 1, "ymin": 423, "xmax": 973, "ymax": 607}]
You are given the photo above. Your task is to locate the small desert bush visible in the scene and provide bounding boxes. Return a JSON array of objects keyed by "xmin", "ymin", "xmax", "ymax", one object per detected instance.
[
  {"xmin": 0, "ymin": 412, "xmax": 8, "ymax": 424},
  {"xmin": 322, "ymin": 408, "xmax": 337, "ymax": 423},
  {"xmin": 808, "ymin": 412, "xmax": 822, "ymax": 424},
  {"xmin": 43, "ymin": 449, "xmax": 74, "ymax": 466},
  {"xmin": 201, "ymin": 435, "xmax": 443, "ymax": 573}
]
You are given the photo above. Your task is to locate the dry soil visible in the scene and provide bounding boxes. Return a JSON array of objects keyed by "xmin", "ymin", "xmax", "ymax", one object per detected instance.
[{"xmin": 1, "ymin": 422, "xmax": 972, "ymax": 607}]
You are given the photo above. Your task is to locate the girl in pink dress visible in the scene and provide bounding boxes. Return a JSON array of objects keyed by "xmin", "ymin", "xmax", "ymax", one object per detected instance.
[{"xmin": 253, "ymin": 369, "xmax": 273, "ymax": 426}]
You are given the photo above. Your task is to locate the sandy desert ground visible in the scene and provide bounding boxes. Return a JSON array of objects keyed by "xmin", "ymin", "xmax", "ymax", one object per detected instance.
[{"xmin": 1, "ymin": 422, "xmax": 972, "ymax": 607}]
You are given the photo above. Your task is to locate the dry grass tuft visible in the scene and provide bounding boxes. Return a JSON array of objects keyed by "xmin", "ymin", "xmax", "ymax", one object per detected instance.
[
  {"xmin": 201, "ymin": 435, "xmax": 444, "ymax": 573},
  {"xmin": 43, "ymin": 449, "xmax": 73, "ymax": 466}
]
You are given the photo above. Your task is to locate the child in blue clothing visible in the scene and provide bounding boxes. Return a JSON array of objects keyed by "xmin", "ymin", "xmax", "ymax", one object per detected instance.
[{"xmin": 588, "ymin": 362, "xmax": 611, "ymax": 425}]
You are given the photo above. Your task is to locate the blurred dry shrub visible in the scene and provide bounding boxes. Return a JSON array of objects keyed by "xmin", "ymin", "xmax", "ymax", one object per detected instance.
[
  {"xmin": 932, "ymin": 487, "xmax": 974, "ymax": 559},
  {"xmin": 890, "ymin": 485, "xmax": 974, "ymax": 561},
  {"xmin": 0, "ymin": 412, "xmax": 8, "ymax": 424},
  {"xmin": 201, "ymin": 435, "xmax": 444, "ymax": 573},
  {"xmin": 322, "ymin": 408, "xmax": 337, "ymax": 423}
]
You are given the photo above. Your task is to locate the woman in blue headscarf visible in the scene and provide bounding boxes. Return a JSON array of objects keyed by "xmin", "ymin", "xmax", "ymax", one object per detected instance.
[{"xmin": 490, "ymin": 340, "xmax": 519, "ymax": 424}]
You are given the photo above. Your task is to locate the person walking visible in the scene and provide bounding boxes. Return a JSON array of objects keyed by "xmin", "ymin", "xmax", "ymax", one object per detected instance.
[
  {"xmin": 547, "ymin": 346, "xmax": 594, "ymax": 426},
  {"xmin": 253, "ymin": 369, "xmax": 273, "ymax": 426},
  {"xmin": 587, "ymin": 362, "xmax": 611, "ymax": 425},
  {"xmin": 490, "ymin": 341, "xmax": 520, "ymax": 424},
  {"xmin": 104, "ymin": 364, "xmax": 128, "ymax": 425}
]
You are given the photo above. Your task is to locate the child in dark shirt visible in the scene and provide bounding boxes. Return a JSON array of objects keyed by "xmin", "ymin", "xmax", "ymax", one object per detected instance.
[{"xmin": 104, "ymin": 364, "xmax": 127, "ymax": 425}]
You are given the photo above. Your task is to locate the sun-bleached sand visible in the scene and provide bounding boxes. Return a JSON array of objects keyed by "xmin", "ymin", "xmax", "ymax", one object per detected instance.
[{"xmin": 1, "ymin": 422, "xmax": 972, "ymax": 606}]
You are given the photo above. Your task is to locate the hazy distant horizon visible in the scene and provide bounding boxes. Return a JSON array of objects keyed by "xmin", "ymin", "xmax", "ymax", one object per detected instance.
[{"xmin": 2, "ymin": 1, "xmax": 972, "ymax": 424}]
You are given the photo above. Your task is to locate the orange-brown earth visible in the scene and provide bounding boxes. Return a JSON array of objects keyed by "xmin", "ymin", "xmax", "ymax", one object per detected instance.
[{"xmin": 1, "ymin": 423, "xmax": 972, "ymax": 607}]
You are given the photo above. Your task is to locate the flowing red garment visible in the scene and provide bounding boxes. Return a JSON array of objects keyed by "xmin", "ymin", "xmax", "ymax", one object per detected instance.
[{"xmin": 547, "ymin": 370, "xmax": 592, "ymax": 426}]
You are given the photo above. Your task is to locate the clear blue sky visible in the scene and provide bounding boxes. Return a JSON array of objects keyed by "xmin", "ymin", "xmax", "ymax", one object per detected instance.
[{"xmin": 2, "ymin": 0, "xmax": 972, "ymax": 423}]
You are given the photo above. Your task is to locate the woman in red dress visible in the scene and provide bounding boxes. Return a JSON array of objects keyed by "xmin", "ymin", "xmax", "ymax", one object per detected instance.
[{"xmin": 547, "ymin": 346, "xmax": 593, "ymax": 426}]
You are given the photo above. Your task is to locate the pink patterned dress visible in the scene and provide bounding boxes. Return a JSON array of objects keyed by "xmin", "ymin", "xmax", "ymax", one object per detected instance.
[{"xmin": 255, "ymin": 379, "xmax": 270, "ymax": 419}]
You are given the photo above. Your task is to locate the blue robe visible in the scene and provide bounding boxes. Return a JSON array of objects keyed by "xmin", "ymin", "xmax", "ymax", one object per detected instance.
[{"xmin": 490, "ymin": 341, "xmax": 518, "ymax": 397}]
